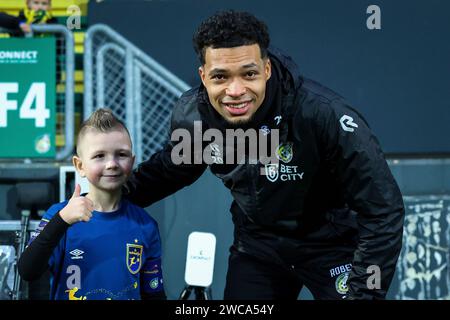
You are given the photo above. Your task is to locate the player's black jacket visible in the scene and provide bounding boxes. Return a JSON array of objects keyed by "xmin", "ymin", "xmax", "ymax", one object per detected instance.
[{"xmin": 126, "ymin": 48, "xmax": 405, "ymax": 299}]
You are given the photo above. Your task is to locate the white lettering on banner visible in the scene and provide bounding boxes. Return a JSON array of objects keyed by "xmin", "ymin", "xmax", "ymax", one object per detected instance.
[
  {"xmin": 0, "ymin": 83, "xmax": 18, "ymax": 127},
  {"xmin": 0, "ymin": 82, "xmax": 49, "ymax": 127},
  {"xmin": 0, "ymin": 51, "xmax": 38, "ymax": 61},
  {"xmin": 20, "ymin": 83, "xmax": 49, "ymax": 127}
]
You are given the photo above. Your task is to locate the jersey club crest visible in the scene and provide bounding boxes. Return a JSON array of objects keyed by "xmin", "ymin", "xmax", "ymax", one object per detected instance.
[{"xmin": 126, "ymin": 243, "xmax": 143, "ymax": 274}]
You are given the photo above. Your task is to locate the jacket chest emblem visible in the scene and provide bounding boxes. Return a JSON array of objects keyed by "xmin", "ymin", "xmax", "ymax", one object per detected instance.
[
  {"xmin": 264, "ymin": 142, "xmax": 305, "ymax": 183},
  {"xmin": 276, "ymin": 142, "xmax": 293, "ymax": 163}
]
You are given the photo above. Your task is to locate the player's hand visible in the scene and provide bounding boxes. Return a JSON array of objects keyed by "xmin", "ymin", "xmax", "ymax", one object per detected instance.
[{"xmin": 59, "ymin": 184, "xmax": 94, "ymax": 225}]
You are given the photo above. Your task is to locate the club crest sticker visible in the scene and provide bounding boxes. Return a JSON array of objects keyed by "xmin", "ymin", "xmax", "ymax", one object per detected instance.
[{"xmin": 35, "ymin": 134, "xmax": 51, "ymax": 154}]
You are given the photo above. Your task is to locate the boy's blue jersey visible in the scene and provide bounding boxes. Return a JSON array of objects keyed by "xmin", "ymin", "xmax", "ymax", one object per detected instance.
[{"xmin": 32, "ymin": 198, "xmax": 164, "ymax": 300}]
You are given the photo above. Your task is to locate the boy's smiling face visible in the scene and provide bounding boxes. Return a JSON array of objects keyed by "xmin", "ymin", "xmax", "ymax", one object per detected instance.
[{"xmin": 73, "ymin": 128, "xmax": 135, "ymax": 193}]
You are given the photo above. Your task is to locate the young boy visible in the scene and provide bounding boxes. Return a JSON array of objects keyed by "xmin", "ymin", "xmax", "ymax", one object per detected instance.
[
  {"xmin": 18, "ymin": 108, "xmax": 166, "ymax": 300},
  {"xmin": 0, "ymin": 0, "xmax": 56, "ymax": 34}
]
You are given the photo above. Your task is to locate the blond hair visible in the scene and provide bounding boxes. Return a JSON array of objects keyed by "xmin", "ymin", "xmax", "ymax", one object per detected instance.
[{"xmin": 76, "ymin": 108, "xmax": 131, "ymax": 155}]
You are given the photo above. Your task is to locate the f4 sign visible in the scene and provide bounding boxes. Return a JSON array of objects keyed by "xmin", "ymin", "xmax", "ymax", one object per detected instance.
[{"xmin": 0, "ymin": 37, "xmax": 56, "ymax": 158}]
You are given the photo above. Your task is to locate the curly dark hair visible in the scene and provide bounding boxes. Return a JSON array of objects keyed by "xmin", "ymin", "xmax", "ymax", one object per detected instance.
[{"xmin": 193, "ymin": 10, "xmax": 270, "ymax": 65}]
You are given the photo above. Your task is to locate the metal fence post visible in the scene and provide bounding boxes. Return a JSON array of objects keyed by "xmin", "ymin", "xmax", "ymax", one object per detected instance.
[{"xmin": 84, "ymin": 24, "xmax": 191, "ymax": 161}]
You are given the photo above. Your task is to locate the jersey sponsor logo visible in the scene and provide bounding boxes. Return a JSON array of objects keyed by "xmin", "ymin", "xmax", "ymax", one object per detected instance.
[
  {"xmin": 264, "ymin": 142, "xmax": 305, "ymax": 182},
  {"xmin": 264, "ymin": 163, "xmax": 304, "ymax": 183},
  {"xmin": 339, "ymin": 115, "xmax": 358, "ymax": 132},
  {"xmin": 126, "ymin": 244, "xmax": 143, "ymax": 274},
  {"xmin": 335, "ymin": 272, "xmax": 350, "ymax": 295},
  {"xmin": 276, "ymin": 142, "xmax": 293, "ymax": 163},
  {"xmin": 69, "ymin": 248, "xmax": 84, "ymax": 260},
  {"xmin": 265, "ymin": 163, "xmax": 279, "ymax": 182}
]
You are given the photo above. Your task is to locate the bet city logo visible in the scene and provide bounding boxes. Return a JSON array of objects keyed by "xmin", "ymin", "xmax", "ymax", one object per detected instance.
[{"xmin": 263, "ymin": 142, "xmax": 304, "ymax": 183}]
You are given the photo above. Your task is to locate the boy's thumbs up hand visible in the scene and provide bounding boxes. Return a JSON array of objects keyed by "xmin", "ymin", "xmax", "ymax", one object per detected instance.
[
  {"xmin": 72, "ymin": 183, "xmax": 81, "ymax": 198},
  {"xmin": 59, "ymin": 184, "xmax": 94, "ymax": 225}
]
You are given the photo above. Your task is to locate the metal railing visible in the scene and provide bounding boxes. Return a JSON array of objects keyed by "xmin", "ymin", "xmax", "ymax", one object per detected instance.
[
  {"xmin": 0, "ymin": 219, "xmax": 40, "ymax": 300},
  {"xmin": 33, "ymin": 24, "xmax": 75, "ymax": 161},
  {"xmin": 84, "ymin": 24, "xmax": 190, "ymax": 163},
  {"xmin": 0, "ymin": 24, "xmax": 75, "ymax": 161}
]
